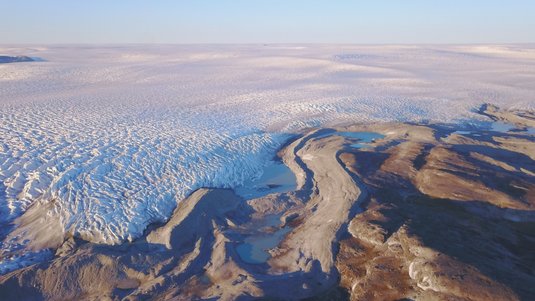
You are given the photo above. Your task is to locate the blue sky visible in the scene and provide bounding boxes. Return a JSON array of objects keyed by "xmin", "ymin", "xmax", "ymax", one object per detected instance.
[{"xmin": 1, "ymin": 0, "xmax": 534, "ymax": 44}]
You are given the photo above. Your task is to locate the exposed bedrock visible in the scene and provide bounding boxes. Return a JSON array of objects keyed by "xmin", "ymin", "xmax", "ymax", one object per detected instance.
[
  {"xmin": 0, "ymin": 189, "xmax": 246, "ymax": 300},
  {"xmin": 335, "ymin": 107, "xmax": 535, "ymax": 301}
]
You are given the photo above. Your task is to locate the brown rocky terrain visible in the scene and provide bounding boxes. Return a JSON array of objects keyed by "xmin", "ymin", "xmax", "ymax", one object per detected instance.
[{"xmin": 0, "ymin": 104, "xmax": 534, "ymax": 300}]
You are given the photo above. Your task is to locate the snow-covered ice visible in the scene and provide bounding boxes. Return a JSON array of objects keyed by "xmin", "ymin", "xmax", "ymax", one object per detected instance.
[{"xmin": 1, "ymin": 44, "xmax": 535, "ymax": 271}]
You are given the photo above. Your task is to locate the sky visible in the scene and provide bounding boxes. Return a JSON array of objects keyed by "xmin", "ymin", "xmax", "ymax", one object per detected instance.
[{"xmin": 1, "ymin": 0, "xmax": 534, "ymax": 44}]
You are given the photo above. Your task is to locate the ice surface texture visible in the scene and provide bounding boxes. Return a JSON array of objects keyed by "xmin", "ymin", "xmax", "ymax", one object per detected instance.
[{"xmin": 1, "ymin": 44, "xmax": 534, "ymax": 250}]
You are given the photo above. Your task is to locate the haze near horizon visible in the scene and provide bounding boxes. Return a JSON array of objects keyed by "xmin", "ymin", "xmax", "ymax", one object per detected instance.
[{"xmin": 1, "ymin": 0, "xmax": 535, "ymax": 44}]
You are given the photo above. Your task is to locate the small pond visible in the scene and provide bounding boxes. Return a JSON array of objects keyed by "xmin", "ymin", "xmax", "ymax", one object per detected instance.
[
  {"xmin": 317, "ymin": 131, "xmax": 385, "ymax": 149},
  {"xmin": 234, "ymin": 160, "xmax": 297, "ymax": 199},
  {"xmin": 236, "ymin": 215, "xmax": 291, "ymax": 264}
]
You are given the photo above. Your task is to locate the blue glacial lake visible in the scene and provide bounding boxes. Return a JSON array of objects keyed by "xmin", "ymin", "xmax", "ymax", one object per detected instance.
[
  {"xmin": 234, "ymin": 161, "xmax": 297, "ymax": 199},
  {"xmin": 316, "ymin": 131, "xmax": 385, "ymax": 149},
  {"xmin": 454, "ymin": 121, "xmax": 534, "ymax": 136},
  {"xmin": 236, "ymin": 214, "xmax": 291, "ymax": 264}
]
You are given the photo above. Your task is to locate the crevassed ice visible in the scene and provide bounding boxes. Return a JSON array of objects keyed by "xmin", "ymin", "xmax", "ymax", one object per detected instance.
[
  {"xmin": 1, "ymin": 45, "xmax": 534, "ymax": 259},
  {"xmin": 0, "ymin": 102, "xmax": 287, "ymax": 243}
]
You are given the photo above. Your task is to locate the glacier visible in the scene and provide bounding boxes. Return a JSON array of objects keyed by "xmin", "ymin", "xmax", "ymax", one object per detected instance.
[{"xmin": 1, "ymin": 44, "xmax": 535, "ymax": 272}]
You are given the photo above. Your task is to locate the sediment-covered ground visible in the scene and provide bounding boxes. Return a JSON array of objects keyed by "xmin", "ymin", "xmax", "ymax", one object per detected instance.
[{"xmin": 1, "ymin": 105, "xmax": 533, "ymax": 300}]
